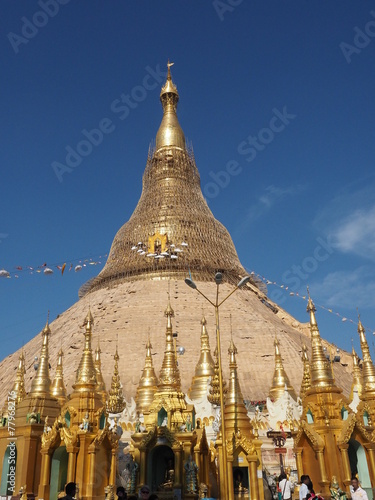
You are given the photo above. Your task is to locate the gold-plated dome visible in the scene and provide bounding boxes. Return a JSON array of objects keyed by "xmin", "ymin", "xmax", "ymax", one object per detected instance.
[
  {"xmin": 30, "ymin": 318, "xmax": 52, "ymax": 396},
  {"xmin": 224, "ymin": 339, "xmax": 252, "ymax": 437},
  {"xmin": 135, "ymin": 337, "xmax": 158, "ymax": 413},
  {"xmin": 81, "ymin": 63, "xmax": 260, "ymax": 296},
  {"xmin": 73, "ymin": 309, "xmax": 97, "ymax": 392},
  {"xmin": 306, "ymin": 293, "xmax": 338, "ymax": 393},
  {"xmin": 155, "ymin": 61, "xmax": 186, "ymax": 151},
  {"xmin": 269, "ymin": 337, "xmax": 297, "ymax": 401},
  {"xmin": 188, "ymin": 316, "xmax": 215, "ymax": 400}
]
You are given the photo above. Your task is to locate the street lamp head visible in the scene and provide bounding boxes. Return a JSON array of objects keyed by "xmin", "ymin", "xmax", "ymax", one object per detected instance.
[
  {"xmin": 215, "ymin": 272, "xmax": 223, "ymax": 285},
  {"xmin": 185, "ymin": 278, "xmax": 197, "ymax": 289},
  {"xmin": 237, "ymin": 276, "xmax": 250, "ymax": 288}
]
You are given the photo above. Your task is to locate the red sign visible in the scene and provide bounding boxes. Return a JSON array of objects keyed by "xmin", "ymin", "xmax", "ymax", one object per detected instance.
[{"xmin": 275, "ymin": 448, "xmax": 287, "ymax": 454}]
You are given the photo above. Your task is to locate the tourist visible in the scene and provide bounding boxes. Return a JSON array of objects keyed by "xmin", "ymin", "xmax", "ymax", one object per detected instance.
[
  {"xmin": 351, "ymin": 478, "xmax": 368, "ymax": 500},
  {"xmin": 279, "ymin": 471, "xmax": 294, "ymax": 500},
  {"xmin": 139, "ymin": 485, "xmax": 150, "ymax": 498},
  {"xmin": 117, "ymin": 486, "xmax": 127, "ymax": 499},
  {"xmin": 61, "ymin": 482, "xmax": 76, "ymax": 500},
  {"xmin": 299, "ymin": 475, "xmax": 311, "ymax": 500}
]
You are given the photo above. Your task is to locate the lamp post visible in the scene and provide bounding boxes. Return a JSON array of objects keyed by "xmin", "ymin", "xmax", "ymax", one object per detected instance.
[{"xmin": 185, "ymin": 273, "xmax": 250, "ymax": 498}]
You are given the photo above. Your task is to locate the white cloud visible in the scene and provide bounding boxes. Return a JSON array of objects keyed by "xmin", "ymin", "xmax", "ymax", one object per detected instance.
[
  {"xmin": 245, "ymin": 184, "xmax": 306, "ymax": 225},
  {"xmin": 311, "ymin": 266, "xmax": 375, "ymax": 310},
  {"xmin": 329, "ymin": 205, "xmax": 375, "ymax": 260}
]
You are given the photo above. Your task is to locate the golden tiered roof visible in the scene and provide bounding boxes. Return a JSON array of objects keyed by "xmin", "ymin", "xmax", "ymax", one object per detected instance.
[
  {"xmin": 107, "ymin": 346, "xmax": 126, "ymax": 414},
  {"xmin": 357, "ymin": 317, "xmax": 375, "ymax": 399},
  {"xmin": 188, "ymin": 315, "xmax": 215, "ymax": 400},
  {"xmin": 269, "ymin": 337, "xmax": 297, "ymax": 401},
  {"xmin": 299, "ymin": 344, "xmax": 311, "ymax": 399},
  {"xmin": 135, "ymin": 337, "xmax": 158, "ymax": 413},
  {"xmin": 51, "ymin": 347, "xmax": 67, "ymax": 405},
  {"xmin": 10, "ymin": 350, "xmax": 26, "ymax": 404},
  {"xmin": 82, "ymin": 64, "xmax": 261, "ymax": 296}
]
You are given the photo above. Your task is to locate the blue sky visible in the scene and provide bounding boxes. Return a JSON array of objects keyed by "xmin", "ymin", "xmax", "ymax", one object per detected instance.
[{"xmin": 1, "ymin": 1, "xmax": 375, "ymax": 360}]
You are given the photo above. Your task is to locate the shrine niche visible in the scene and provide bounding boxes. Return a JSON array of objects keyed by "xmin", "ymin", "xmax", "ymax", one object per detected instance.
[{"xmin": 148, "ymin": 232, "xmax": 168, "ymax": 254}]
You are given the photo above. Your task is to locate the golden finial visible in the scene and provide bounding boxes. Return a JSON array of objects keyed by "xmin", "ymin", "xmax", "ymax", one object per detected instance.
[
  {"xmin": 306, "ymin": 290, "xmax": 335, "ymax": 390},
  {"xmin": 135, "ymin": 336, "xmax": 158, "ymax": 413},
  {"xmin": 94, "ymin": 336, "xmax": 107, "ymax": 401},
  {"xmin": 73, "ymin": 309, "xmax": 97, "ymax": 392},
  {"xmin": 224, "ymin": 337, "xmax": 252, "ymax": 438},
  {"xmin": 51, "ymin": 347, "xmax": 67, "ymax": 405},
  {"xmin": 158, "ymin": 297, "xmax": 181, "ymax": 391},
  {"xmin": 10, "ymin": 349, "xmax": 26, "ymax": 404},
  {"xmin": 30, "ymin": 315, "xmax": 52, "ymax": 396},
  {"xmin": 357, "ymin": 313, "xmax": 375, "ymax": 397},
  {"xmin": 188, "ymin": 315, "xmax": 215, "ymax": 400},
  {"xmin": 156, "ymin": 61, "xmax": 186, "ymax": 151},
  {"xmin": 107, "ymin": 345, "xmax": 126, "ymax": 414},
  {"xmin": 350, "ymin": 346, "xmax": 363, "ymax": 399},
  {"xmin": 269, "ymin": 336, "xmax": 297, "ymax": 401},
  {"xmin": 300, "ymin": 344, "xmax": 311, "ymax": 399}
]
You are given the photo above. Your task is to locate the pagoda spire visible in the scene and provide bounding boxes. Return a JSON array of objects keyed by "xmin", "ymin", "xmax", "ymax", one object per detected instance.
[
  {"xmin": 208, "ymin": 346, "xmax": 226, "ymax": 406},
  {"xmin": 188, "ymin": 315, "xmax": 215, "ymax": 400},
  {"xmin": 357, "ymin": 316, "xmax": 375, "ymax": 398},
  {"xmin": 51, "ymin": 347, "xmax": 67, "ymax": 405},
  {"xmin": 269, "ymin": 336, "xmax": 297, "ymax": 401},
  {"xmin": 155, "ymin": 61, "xmax": 186, "ymax": 151},
  {"xmin": 350, "ymin": 346, "xmax": 363, "ymax": 400},
  {"xmin": 107, "ymin": 345, "xmax": 126, "ymax": 414},
  {"xmin": 299, "ymin": 344, "xmax": 311, "ymax": 399},
  {"xmin": 224, "ymin": 338, "xmax": 252, "ymax": 437},
  {"xmin": 10, "ymin": 350, "xmax": 26, "ymax": 404},
  {"xmin": 94, "ymin": 337, "xmax": 107, "ymax": 401},
  {"xmin": 73, "ymin": 309, "xmax": 97, "ymax": 392},
  {"xmin": 135, "ymin": 336, "xmax": 158, "ymax": 413},
  {"xmin": 30, "ymin": 316, "xmax": 52, "ymax": 397},
  {"xmin": 157, "ymin": 297, "xmax": 181, "ymax": 391},
  {"xmin": 306, "ymin": 291, "xmax": 335, "ymax": 390}
]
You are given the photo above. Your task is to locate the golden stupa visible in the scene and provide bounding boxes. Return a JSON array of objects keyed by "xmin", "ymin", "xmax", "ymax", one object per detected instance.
[{"xmin": 0, "ymin": 63, "xmax": 354, "ymax": 411}]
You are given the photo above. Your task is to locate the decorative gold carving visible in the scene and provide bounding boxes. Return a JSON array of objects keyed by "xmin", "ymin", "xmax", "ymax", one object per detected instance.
[
  {"xmin": 148, "ymin": 232, "xmax": 168, "ymax": 253},
  {"xmin": 337, "ymin": 413, "xmax": 356, "ymax": 446}
]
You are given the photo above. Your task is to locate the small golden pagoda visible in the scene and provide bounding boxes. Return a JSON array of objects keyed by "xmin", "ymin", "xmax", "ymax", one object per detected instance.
[
  {"xmin": 269, "ymin": 337, "xmax": 297, "ymax": 402},
  {"xmin": 132, "ymin": 299, "xmax": 209, "ymax": 496},
  {"xmin": 10, "ymin": 349, "xmax": 26, "ymax": 405},
  {"xmin": 107, "ymin": 346, "xmax": 126, "ymax": 415},
  {"xmin": 135, "ymin": 337, "xmax": 158, "ymax": 414},
  {"xmin": 0, "ymin": 318, "xmax": 60, "ymax": 498},
  {"xmin": 215, "ymin": 338, "xmax": 263, "ymax": 500},
  {"xmin": 37, "ymin": 310, "xmax": 119, "ymax": 500},
  {"xmin": 188, "ymin": 316, "xmax": 215, "ymax": 401},
  {"xmin": 94, "ymin": 339, "xmax": 107, "ymax": 403},
  {"xmin": 51, "ymin": 347, "xmax": 67, "ymax": 406},
  {"xmin": 300, "ymin": 343, "xmax": 311, "ymax": 400},
  {"xmin": 350, "ymin": 346, "xmax": 363, "ymax": 400}
]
